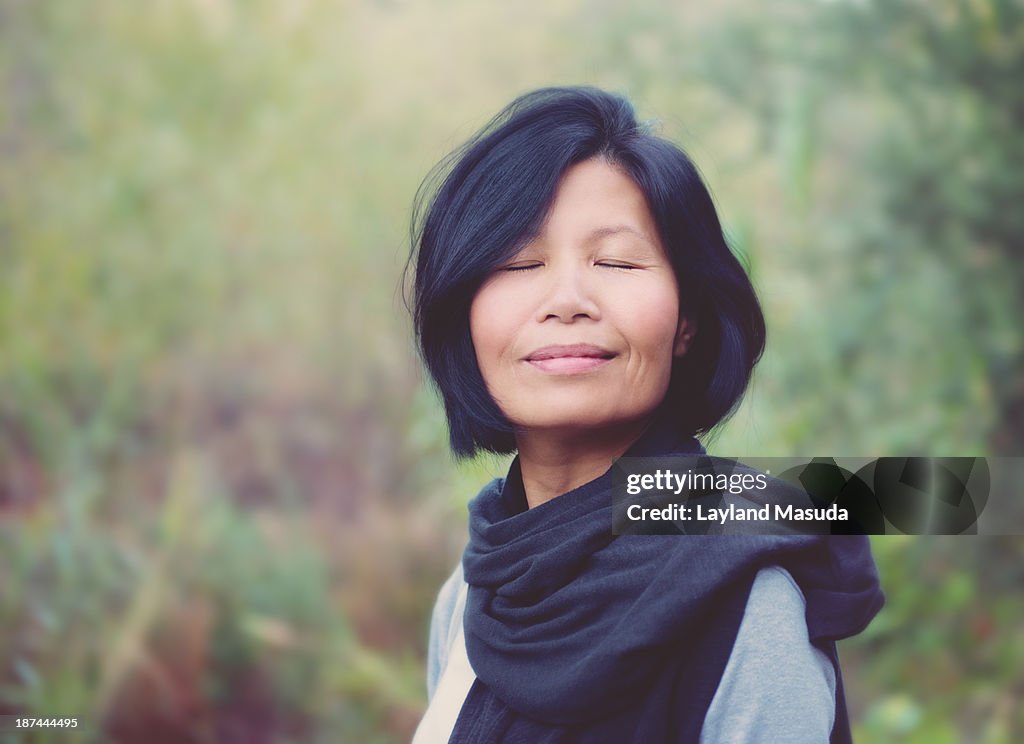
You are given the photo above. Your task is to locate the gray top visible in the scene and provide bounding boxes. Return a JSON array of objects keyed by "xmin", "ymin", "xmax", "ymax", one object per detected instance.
[{"xmin": 424, "ymin": 563, "xmax": 836, "ymax": 743}]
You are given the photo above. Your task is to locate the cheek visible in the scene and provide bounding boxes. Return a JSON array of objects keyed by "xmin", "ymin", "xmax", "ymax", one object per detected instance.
[
  {"xmin": 469, "ymin": 282, "xmax": 515, "ymax": 377},
  {"xmin": 630, "ymin": 294, "xmax": 681, "ymax": 406},
  {"xmin": 621, "ymin": 285, "xmax": 681, "ymax": 355}
]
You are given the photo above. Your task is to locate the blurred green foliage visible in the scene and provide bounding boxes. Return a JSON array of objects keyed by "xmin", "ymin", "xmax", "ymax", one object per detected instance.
[{"xmin": 1, "ymin": 0, "xmax": 1021, "ymax": 741}]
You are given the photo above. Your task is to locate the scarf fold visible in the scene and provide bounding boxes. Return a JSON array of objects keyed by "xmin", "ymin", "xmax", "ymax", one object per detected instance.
[{"xmin": 457, "ymin": 419, "xmax": 885, "ymax": 741}]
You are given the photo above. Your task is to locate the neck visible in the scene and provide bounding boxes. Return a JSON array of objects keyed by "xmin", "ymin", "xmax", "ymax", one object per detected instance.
[{"xmin": 515, "ymin": 419, "xmax": 653, "ymax": 509}]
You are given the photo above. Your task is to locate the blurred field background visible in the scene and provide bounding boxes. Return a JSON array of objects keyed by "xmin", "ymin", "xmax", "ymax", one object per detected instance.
[{"xmin": 1, "ymin": 0, "xmax": 1022, "ymax": 741}]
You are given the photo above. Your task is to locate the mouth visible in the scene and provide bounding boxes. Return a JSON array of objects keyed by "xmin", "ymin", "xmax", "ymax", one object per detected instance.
[{"xmin": 523, "ymin": 344, "xmax": 617, "ymax": 374}]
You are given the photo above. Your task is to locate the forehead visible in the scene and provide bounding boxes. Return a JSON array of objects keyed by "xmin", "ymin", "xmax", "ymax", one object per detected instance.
[{"xmin": 539, "ymin": 158, "xmax": 659, "ymax": 244}]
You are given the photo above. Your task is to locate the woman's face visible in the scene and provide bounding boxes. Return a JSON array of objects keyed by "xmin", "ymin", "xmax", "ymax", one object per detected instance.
[{"xmin": 470, "ymin": 158, "xmax": 693, "ymax": 437}]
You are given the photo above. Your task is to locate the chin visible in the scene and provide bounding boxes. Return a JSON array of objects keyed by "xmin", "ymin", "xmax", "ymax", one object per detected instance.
[{"xmin": 511, "ymin": 405, "xmax": 649, "ymax": 433}]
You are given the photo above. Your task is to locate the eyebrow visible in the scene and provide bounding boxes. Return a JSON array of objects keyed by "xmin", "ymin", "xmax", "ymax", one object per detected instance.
[
  {"xmin": 586, "ymin": 225, "xmax": 659, "ymax": 248},
  {"xmin": 515, "ymin": 224, "xmax": 660, "ymax": 255}
]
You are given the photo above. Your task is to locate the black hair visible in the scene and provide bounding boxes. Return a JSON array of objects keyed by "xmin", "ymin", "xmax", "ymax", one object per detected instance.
[{"xmin": 408, "ymin": 86, "xmax": 766, "ymax": 457}]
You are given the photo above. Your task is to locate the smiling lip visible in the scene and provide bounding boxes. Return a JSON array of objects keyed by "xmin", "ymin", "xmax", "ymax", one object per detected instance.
[{"xmin": 524, "ymin": 344, "xmax": 617, "ymax": 374}]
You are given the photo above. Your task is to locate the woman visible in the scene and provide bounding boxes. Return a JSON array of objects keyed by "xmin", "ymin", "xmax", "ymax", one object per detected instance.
[{"xmin": 409, "ymin": 87, "xmax": 883, "ymax": 743}]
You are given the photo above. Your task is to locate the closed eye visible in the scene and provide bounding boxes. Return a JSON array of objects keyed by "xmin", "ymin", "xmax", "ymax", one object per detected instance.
[
  {"xmin": 596, "ymin": 261, "xmax": 639, "ymax": 270},
  {"xmin": 501, "ymin": 262, "xmax": 543, "ymax": 272}
]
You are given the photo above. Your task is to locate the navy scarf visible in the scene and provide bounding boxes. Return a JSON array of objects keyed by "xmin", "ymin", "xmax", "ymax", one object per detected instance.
[{"xmin": 450, "ymin": 420, "xmax": 884, "ymax": 743}]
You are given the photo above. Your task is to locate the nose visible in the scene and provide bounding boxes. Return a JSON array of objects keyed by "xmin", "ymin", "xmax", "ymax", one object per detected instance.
[{"xmin": 535, "ymin": 262, "xmax": 601, "ymax": 323}]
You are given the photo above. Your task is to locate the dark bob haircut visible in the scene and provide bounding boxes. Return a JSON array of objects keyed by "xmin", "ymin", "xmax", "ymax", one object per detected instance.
[{"xmin": 409, "ymin": 86, "xmax": 765, "ymax": 457}]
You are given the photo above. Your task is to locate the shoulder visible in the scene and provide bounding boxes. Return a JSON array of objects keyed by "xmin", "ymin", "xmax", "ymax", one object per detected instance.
[
  {"xmin": 435, "ymin": 561, "xmax": 465, "ymax": 620},
  {"xmin": 700, "ymin": 566, "xmax": 837, "ymax": 744},
  {"xmin": 742, "ymin": 565, "xmax": 817, "ymax": 637},
  {"xmin": 426, "ymin": 561, "xmax": 468, "ymax": 700}
]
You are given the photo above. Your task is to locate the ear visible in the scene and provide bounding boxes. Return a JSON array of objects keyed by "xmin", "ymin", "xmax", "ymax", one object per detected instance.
[{"xmin": 674, "ymin": 316, "xmax": 696, "ymax": 357}]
